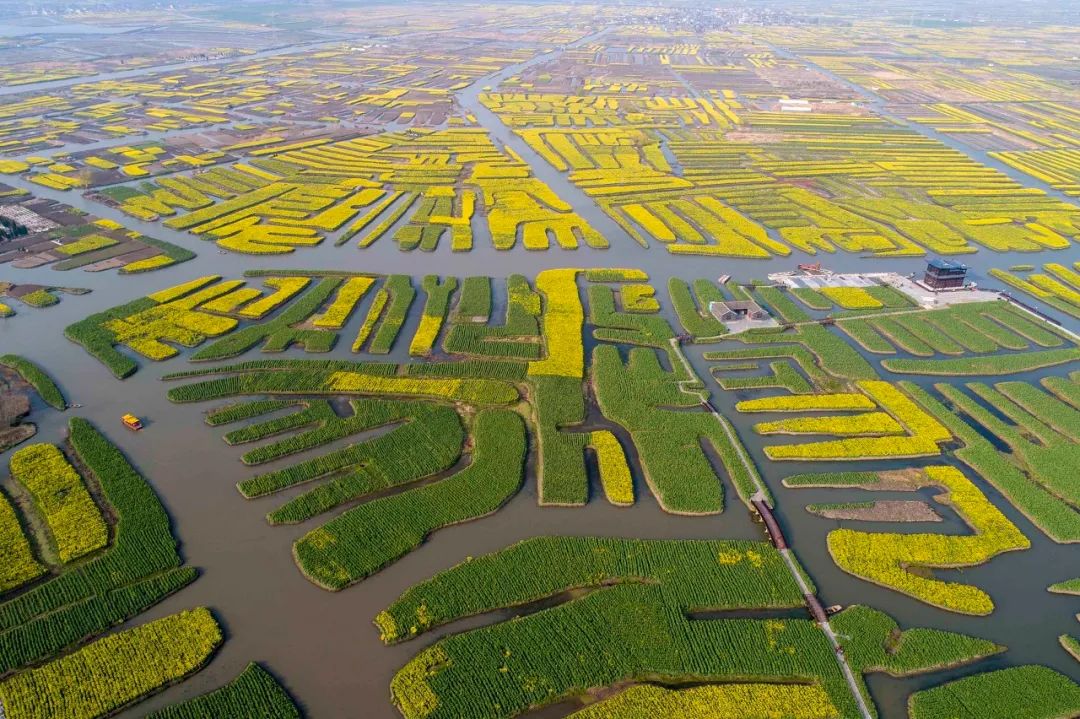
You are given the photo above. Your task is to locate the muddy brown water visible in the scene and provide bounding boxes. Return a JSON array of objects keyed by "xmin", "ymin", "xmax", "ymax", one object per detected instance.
[
  {"xmin": 1, "ymin": 34, "xmax": 1080, "ymax": 718},
  {"xmin": 3, "ymin": 227, "xmax": 1079, "ymax": 719}
]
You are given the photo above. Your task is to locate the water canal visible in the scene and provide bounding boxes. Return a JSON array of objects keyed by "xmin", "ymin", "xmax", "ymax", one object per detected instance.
[{"xmin": 0, "ymin": 26, "xmax": 1079, "ymax": 719}]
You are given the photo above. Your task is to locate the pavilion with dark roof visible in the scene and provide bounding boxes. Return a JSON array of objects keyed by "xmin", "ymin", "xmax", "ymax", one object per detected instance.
[{"xmin": 923, "ymin": 258, "xmax": 968, "ymax": 290}]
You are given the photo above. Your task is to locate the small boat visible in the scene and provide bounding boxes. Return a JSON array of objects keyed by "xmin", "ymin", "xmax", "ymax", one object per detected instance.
[
  {"xmin": 121, "ymin": 414, "xmax": 143, "ymax": 431},
  {"xmin": 825, "ymin": 605, "xmax": 843, "ymax": 616}
]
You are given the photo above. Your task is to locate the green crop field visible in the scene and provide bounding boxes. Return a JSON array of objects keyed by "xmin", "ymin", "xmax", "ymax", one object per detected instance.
[{"xmin": 6, "ymin": 5, "xmax": 1080, "ymax": 718}]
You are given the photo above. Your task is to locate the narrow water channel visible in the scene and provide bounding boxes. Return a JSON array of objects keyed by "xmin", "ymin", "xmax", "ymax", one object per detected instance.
[{"xmin": 1, "ymin": 23, "xmax": 1079, "ymax": 719}]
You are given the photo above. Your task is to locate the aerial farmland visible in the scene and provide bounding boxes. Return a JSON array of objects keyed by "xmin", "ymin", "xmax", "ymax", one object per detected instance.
[{"xmin": 1, "ymin": 1, "xmax": 1079, "ymax": 718}]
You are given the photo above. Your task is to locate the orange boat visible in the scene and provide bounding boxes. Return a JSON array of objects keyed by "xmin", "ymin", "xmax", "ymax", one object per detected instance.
[{"xmin": 121, "ymin": 414, "xmax": 143, "ymax": 431}]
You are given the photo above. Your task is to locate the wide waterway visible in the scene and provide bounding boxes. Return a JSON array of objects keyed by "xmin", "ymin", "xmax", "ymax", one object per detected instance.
[{"xmin": 1, "ymin": 30, "xmax": 1080, "ymax": 719}]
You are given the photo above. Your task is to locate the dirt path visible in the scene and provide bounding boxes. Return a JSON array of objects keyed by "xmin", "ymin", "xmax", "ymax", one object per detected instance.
[{"xmin": 669, "ymin": 335, "xmax": 875, "ymax": 719}]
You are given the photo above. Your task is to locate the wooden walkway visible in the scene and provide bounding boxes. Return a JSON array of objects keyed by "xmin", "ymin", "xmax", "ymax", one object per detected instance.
[{"xmin": 751, "ymin": 496, "xmax": 788, "ymax": 550}]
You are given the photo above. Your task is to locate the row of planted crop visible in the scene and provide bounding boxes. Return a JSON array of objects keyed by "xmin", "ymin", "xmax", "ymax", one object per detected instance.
[
  {"xmin": 0, "ymin": 416, "xmax": 300, "ymax": 717},
  {"xmin": 377, "ymin": 532, "xmax": 1022, "ymax": 719},
  {"xmin": 65, "ymin": 269, "xmax": 712, "ymax": 380}
]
